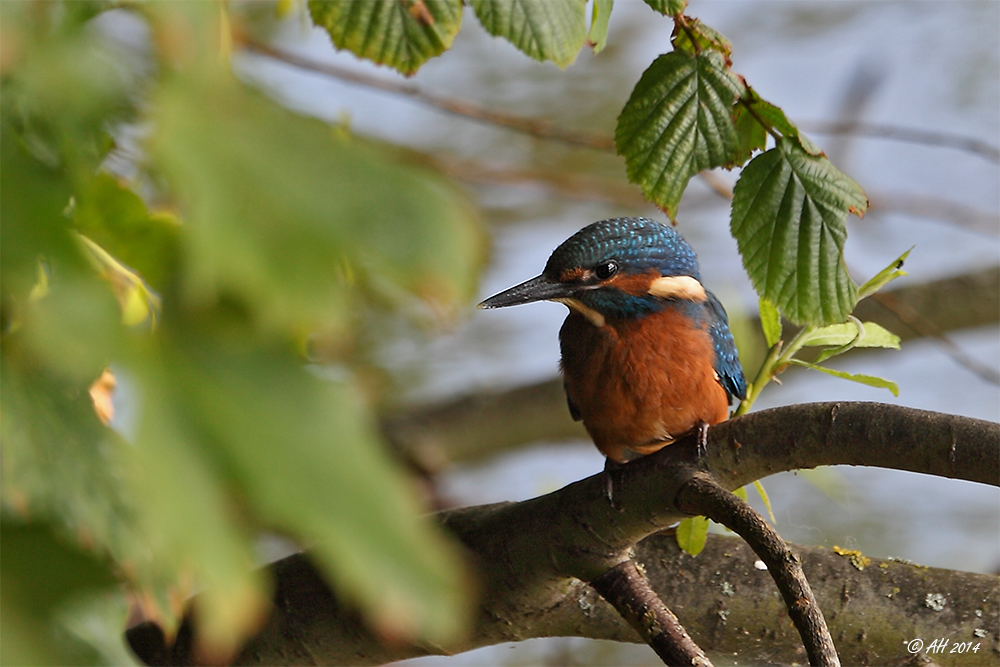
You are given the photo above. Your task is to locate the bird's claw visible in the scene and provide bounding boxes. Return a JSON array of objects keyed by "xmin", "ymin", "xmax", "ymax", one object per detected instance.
[
  {"xmin": 603, "ymin": 458, "xmax": 626, "ymax": 511},
  {"xmin": 695, "ymin": 421, "xmax": 710, "ymax": 459}
]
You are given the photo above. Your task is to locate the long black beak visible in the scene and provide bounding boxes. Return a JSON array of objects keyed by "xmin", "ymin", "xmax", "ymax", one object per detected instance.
[{"xmin": 478, "ymin": 274, "xmax": 571, "ymax": 309}]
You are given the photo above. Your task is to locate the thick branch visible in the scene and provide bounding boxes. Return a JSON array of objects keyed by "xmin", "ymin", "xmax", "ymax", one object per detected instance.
[
  {"xmin": 676, "ymin": 475, "xmax": 838, "ymax": 666},
  {"xmin": 128, "ymin": 403, "xmax": 999, "ymax": 665}
]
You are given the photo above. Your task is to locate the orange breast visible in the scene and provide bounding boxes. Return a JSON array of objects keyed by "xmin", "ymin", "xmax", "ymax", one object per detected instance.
[{"xmin": 560, "ymin": 308, "xmax": 730, "ymax": 463}]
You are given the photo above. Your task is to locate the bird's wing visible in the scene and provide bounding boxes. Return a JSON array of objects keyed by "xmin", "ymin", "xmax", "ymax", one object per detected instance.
[{"xmin": 705, "ymin": 291, "xmax": 748, "ymax": 402}]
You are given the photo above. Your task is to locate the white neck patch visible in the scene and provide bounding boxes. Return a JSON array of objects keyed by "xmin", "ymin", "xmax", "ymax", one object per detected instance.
[{"xmin": 648, "ymin": 275, "xmax": 706, "ymax": 301}]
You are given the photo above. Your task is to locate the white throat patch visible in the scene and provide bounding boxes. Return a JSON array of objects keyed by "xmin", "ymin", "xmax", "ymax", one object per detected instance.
[{"xmin": 554, "ymin": 298, "xmax": 606, "ymax": 327}]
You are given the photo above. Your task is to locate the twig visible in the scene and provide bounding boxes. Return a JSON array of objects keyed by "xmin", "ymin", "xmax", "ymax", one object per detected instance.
[
  {"xmin": 238, "ymin": 39, "xmax": 615, "ymax": 151},
  {"xmin": 590, "ymin": 560, "xmax": 712, "ymax": 667},
  {"xmin": 798, "ymin": 120, "xmax": 1000, "ymax": 164},
  {"xmin": 675, "ymin": 474, "xmax": 840, "ymax": 667},
  {"xmin": 872, "ymin": 291, "xmax": 1000, "ymax": 386}
]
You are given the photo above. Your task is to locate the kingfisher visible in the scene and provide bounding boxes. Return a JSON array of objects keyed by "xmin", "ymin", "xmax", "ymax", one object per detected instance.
[{"xmin": 479, "ymin": 217, "xmax": 746, "ymax": 476}]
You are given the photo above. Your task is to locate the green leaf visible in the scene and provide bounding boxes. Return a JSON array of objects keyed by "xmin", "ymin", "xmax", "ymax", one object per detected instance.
[
  {"xmin": 740, "ymin": 89, "xmax": 822, "ymax": 156},
  {"xmin": 676, "ymin": 515, "xmax": 709, "ymax": 556},
  {"xmin": 144, "ymin": 329, "xmax": 471, "ymax": 644},
  {"xmin": 790, "ymin": 359, "xmax": 899, "ymax": 396},
  {"xmin": 308, "ymin": 0, "xmax": 463, "ymax": 76},
  {"xmin": 802, "ymin": 321, "xmax": 901, "ymax": 351},
  {"xmin": 732, "ymin": 101, "xmax": 768, "ymax": 165},
  {"xmin": 1, "ymin": 520, "xmax": 118, "ymax": 667},
  {"xmin": 150, "ymin": 74, "xmax": 484, "ymax": 335},
  {"xmin": 859, "ymin": 248, "xmax": 911, "ymax": 299},
  {"xmin": 730, "ymin": 137, "xmax": 868, "ymax": 326},
  {"xmin": 643, "ymin": 0, "xmax": 687, "ymax": 15},
  {"xmin": 752, "ymin": 480, "xmax": 776, "ymax": 523},
  {"xmin": 126, "ymin": 346, "xmax": 270, "ymax": 652},
  {"xmin": 73, "ymin": 173, "xmax": 181, "ymax": 293},
  {"xmin": 671, "ymin": 17, "xmax": 732, "ymax": 58},
  {"xmin": 470, "ymin": 0, "xmax": 588, "ymax": 68},
  {"xmin": 759, "ymin": 297, "xmax": 781, "ymax": 347},
  {"xmin": 616, "ymin": 50, "xmax": 745, "ymax": 220},
  {"xmin": 0, "ymin": 112, "xmax": 78, "ymax": 300},
  {"xmin": 588, "ymin": 0, "xmax": 613, "ymax": 53}
]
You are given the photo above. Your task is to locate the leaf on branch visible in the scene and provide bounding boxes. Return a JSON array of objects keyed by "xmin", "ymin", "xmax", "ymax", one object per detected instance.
[
  {"xmin": 801, "ymin": 321, "xmax": 901, "ymax": 354},
  {"xmin": 790, "ymin": 359, "xmax": 899, "ymax": 396},
  {"xmin": 759, "ymin": 297, "xmax": 782, "ymax": 347},
  {"xmin": 671, "ymin": 17, "xmax": 733, "ymax": 58},
  {"xmin": 730, "ymin": 137, "xmax": 868, "ymax": 326},
  {"xmin": 732, "ymin": 101, "xmax": 768, "ymax": 165},
  {"xmin": 859, "ymin": 248, "xmax": 911, "ymax": 299},
  {"xmin": 740, "ymin": 88, "xmax": 823, "ymax": 156},
  {"xmin": 616, "ymin": 50, "xmax": 745, "ymax": 220},
  {"xmin": 588, "ymin": 0, "xmax": 613, "ymax": 53},
  {"xmin": 643, "ymin": 0, "xmax": 687, "ymax": 16},
  {"xmin": 309, "ymin": 0, "xmax": 463, "ymax": 76},
  {"xmin": 470, "ymin": 0, "xmax": 588, "ymax": 68},
  {"xmin": 676, "ymin": 515, "xmax": 709, "ymax": 556}
]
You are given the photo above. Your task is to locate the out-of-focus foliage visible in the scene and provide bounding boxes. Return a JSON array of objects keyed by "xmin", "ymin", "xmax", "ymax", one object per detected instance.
[{"xmin": 1, "ymin": 1, "xmax": 483, "ymax": 661}]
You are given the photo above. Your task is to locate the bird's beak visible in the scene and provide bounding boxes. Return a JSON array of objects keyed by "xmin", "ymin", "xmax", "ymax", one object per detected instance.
[{"xmin": 478, "ymin": 274, "xmax": 571, "ymax": 309}]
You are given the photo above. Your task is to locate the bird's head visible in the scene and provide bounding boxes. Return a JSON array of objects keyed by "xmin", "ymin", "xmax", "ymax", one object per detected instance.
[{"xmin": 479, "ymin": 217, "xmax": 708, "ymax": 326}]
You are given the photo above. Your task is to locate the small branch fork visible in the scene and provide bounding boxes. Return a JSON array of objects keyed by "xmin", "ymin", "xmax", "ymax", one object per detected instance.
[
  {"xmin": 675, "ymin": 474, "xmax": 840, "ymax": 667},
  {"xmin": 590, "ymin": 560, "xmax": 712, "ymax": 667}
]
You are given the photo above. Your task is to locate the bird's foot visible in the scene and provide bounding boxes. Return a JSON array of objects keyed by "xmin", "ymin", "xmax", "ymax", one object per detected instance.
[
  {"xmin": 603, "ymin": 458, "xmax": 626, "ymax": 511},
  {"xmin": 695, "ymin": 421, "xmax": 710, "ymax": 459}
]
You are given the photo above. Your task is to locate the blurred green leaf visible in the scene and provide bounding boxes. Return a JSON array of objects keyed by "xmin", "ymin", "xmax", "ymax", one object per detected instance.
[
  {"xmin": 74, "ymin": 173, "xmax": 181, "ymax": 293},
  {"xmin": 309, "ymin": 0, "xmax": 463, "ymax": 76},
  {"xmin": 759, "ymin": 297, "xmax": 781, "ymax": 348},
  {"xmin": 643, "ymin": 0, "xmax": 686, "ymax": 16},
  {"xmin": 150, "ymin": 73, "xmax": 484, "ymax": 335},
  {"xmin": 470, "ymin": 0, "xmax": 587, "ymax": 68},
  {"xmin": 858, "ymin": 248, "xmax": 911, "ymax": 299},
  {"xmin": 676, "ymin": 515, "xmax": 709, "ymax": 556},
  {"xmin": 16, "ymin": 273, "xmax": 123, "ymax": 384},
  {"xmin": 125, "ymin": 344, "xmax": 270, "ymax": 653},
  {"xmin": 165, "ymin": 328, "xmax": 470, "ymax": 642},
  {"xmin": 730, "ymin": 137, "xmax": 868, "ymax": 326},
  {"xmin": 0, "ymin": 112, "xmax": 77, "ymax": 301},
  {"xmin": 1, "ymin": 520, "xmax": 118, "ymax": 667},
  {"xmin": 789, "ymin": 359, "xmax": 899, "ymax": 396},
  {"xmin": 616, "ymin": 50, "xmax": 745, "ymax": 220},
  {"xmin": 588, "ymin": 0, "xmax": 613, "ymax": 53}
]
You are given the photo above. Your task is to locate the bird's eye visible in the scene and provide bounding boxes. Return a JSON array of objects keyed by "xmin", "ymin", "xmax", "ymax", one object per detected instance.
[{"xmin": 595, "ymin": 260, "xmax": 618, "ymax": 280}]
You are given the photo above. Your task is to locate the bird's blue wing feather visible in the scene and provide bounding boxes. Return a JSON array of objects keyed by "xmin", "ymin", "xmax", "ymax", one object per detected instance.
[{"xmin": 704, "ymin": 292, "xmax": 747, "ymax": 402}]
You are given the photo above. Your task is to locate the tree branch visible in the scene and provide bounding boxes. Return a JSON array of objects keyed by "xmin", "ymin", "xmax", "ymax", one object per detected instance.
[
  {"xmin": 127, "ymin": 403, "xmax": 999, "ymax": 665},
  {"xmin": 590, "ymin": 560, "xmax": 712, "ymax": 666},
  {"xmin": 676, "ymin": 475, "xmax": 838, "ymax": 666}
]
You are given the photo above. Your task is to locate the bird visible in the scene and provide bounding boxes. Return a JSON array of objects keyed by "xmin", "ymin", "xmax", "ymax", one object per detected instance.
[{"xmin": 479, "ymin": 217, "xmax": 746, "ymax": 481}]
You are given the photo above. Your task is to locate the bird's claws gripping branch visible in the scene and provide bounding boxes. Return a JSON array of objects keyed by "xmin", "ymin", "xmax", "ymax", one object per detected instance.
[{"xmin": 675, "ymin": 474, "xmax": 841, "ymax": 667}]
